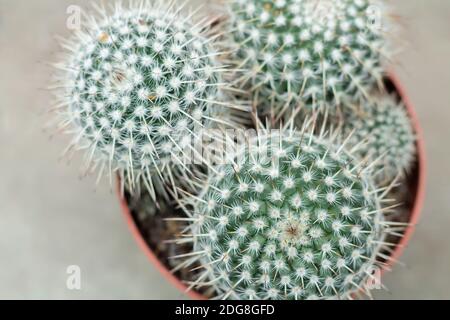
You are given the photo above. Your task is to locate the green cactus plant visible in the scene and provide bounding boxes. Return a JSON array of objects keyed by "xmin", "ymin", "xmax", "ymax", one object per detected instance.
[
  {"xmin": 175, "ymin": 124, "xmax": 401, "ymax": 300},
  {"xmin": 226, "ymin": 0, "xmax": 393, "ymax": 120},
  {"xmin": 340, "ymin": 94, "xmax": 416, "ymax": 184},
  {"xmin": 51, "ymin": 0, "xmax": 245, "ymax": 198}
]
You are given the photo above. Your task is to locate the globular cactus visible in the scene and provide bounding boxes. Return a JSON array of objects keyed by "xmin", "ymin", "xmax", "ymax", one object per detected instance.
[
  {"xmin": 51, "ymin": 0, "xmax": 243, "ymax": 197},
  {"xmin": 340, "ymin": 94, "xmax": 416, "ymax": 184},
  {"xmin": 226, "ymin": 0, "xmax": 392, "ymax": 119},
  {"xmin": 176, "ymin": 125, "xmax": 401, "ymax": 300}
]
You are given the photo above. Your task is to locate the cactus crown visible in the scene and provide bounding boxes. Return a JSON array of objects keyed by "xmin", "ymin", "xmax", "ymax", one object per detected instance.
[
  {"xmin": 341, "ymin": 94, "xmax": 416, "ymax": 184},
  {"xmin": 227, "ymin": 0, "xmax": 391, "ymax": 118},
  {"xmin": 178, "ymin": 125, "xmax": 395, "ymax": 300},
  {"xmin": 52, "ymin": 0, "xmax": 239, "ymax": 196}
]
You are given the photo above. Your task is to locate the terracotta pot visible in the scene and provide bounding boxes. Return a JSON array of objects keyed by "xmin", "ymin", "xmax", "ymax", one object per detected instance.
[
  {"xmin": 119, "ymin": 189, "xmax": 206, "ymax": 300},
  {"xmin": 118, "ymin": 75, "xmax": 426, "ymax": 300}
]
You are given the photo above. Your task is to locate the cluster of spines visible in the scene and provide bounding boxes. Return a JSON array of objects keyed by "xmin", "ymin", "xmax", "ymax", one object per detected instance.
[
  {"xmin": 173, "ymin": 126, "xmax": 404, "ymax": 300},
  {"xmin": 52, "ymin": 0, "xmax": 244, "ymax": 198},
  {"xmin": 227, "ymin": 0, "xmax": 390, "ymax": 119},
  {"xmin": 340, "ymin": 94, "xmax": 416, "ymax": 184}
]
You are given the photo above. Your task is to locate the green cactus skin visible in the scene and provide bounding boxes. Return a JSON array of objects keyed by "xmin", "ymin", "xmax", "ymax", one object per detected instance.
[
  {"xmin": 226, "ymin": 0, "xmax": 392, "ymax": 119},
  {"xmin": 341, "ymin": 94, "xmax": 416, "ymax": 184},
  {"xmin": 176, "ymin": 126, "xmax": 400, "ymax": 300},
  {"xmin": 52, "ymin": 0, "xmax": 243, "ymax": 197}
]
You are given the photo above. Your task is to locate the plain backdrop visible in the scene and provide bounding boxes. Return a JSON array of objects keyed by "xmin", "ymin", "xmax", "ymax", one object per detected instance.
[{"xmin": 0, "ymin": 0, "xmax": 449, "ymax": 299}]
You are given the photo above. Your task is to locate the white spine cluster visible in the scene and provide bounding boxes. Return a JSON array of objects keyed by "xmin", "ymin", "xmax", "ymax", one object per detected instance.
[
  {"xmin": 341, "ymin": 94, "xmax": 416, "ymax": 184},
  {"xmin": 174, "ymin": 124, "xmax": 404, "ymax": 300},
  {"xmin": 52, "ymin": 0, "xmax": 243, "ymax": 197},
  {"xmin": 227, "ymin": 0, "xmax": 392, "ymax": 119}
]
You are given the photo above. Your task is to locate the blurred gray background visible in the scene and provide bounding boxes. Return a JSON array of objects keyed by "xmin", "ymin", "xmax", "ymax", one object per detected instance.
[{"xmin": 0, "ymin": 0, "xmax": 449, "ymax": 299}]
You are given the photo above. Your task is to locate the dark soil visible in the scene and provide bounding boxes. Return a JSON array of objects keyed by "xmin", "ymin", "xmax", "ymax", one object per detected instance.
[{"xmin": 126, "ymin": 190, "xmax": 213, "ymax": 298}]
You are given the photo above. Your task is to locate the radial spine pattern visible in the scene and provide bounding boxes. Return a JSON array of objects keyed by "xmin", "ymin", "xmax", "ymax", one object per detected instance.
[
  {"xmin": 52, "ymin": 0, "xmax": 238, "ymax": 196},
  {"xmin": 227, "ymin": 0, "xmax": 391, "ymax": 118},
  {"xmin": 177, "ymin": 127, "xmax": 397, "ymax": 300}
]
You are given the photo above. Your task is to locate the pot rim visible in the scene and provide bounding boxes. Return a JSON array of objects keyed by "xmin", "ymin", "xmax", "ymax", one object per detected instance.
[
  {"xmin": 388, "ymin": 74, "xmax": 426, "ymax": 263},
  {"xmin": 118, "ymin": 74, "xmax": 426, "ymax": 300}
]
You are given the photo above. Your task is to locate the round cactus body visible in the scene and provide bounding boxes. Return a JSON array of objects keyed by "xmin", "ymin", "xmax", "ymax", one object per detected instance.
[
  {"xmin": 53, "ymin": 1, "xmax": 237, "ymax": 195},
  {"xmin": 227, "ymin": 0, "xmax": 391, "ymax": 118},
  {"xmin": 184, "ymin": 129, "xmax": 389, "ymax": 300},
  {"xmin": 341, "ymin": 94, "xmax": 416, "ymax": 184}
]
